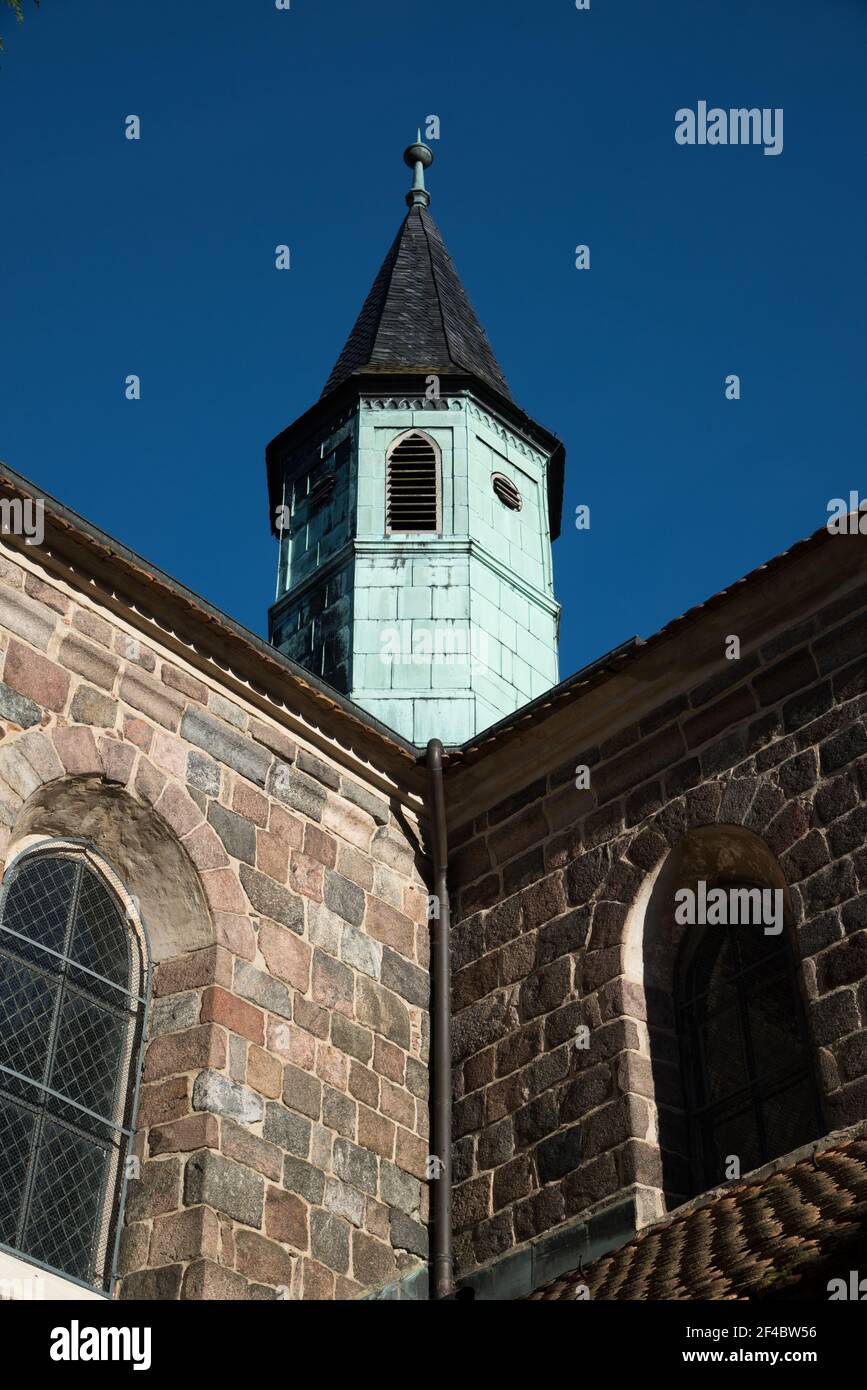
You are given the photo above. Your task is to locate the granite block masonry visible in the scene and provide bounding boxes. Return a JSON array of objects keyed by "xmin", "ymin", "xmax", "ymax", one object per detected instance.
[
  {"xmin": 0, "ymin": 539, "xmax": 431, "ymax": 1301},
  {"xmin": 446, "ymin": 567, "xmax": 867, "ymax": 1279}
]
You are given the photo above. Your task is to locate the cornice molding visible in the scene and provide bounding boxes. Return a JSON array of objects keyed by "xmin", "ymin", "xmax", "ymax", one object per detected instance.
[
  {"xmin": 358, "ymin": 393, "xmax": 549, "ymax": 467},
  {"xmin": 361, "ymin": 397, "xmax": 461, "ymax": 413},
  {"xmin": 464, "ymin": 398, "xmax": 548, "ymax": 467}
]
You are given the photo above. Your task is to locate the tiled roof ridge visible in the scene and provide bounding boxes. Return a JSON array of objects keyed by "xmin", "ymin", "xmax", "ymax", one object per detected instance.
[
  {"xmin": 417, "ymin": 206, "xmax": 453, "ymax": 379},
  {"xmin": 418, "ymin": 205, "xmax": 513, "ymax": 400},
  {"xmin": 320, "ymin": 220, "xmax": 406, "ymax": 396},
  {"xmin": 362, "ymin": 223, "xmax": 406, "ymax": 377}
]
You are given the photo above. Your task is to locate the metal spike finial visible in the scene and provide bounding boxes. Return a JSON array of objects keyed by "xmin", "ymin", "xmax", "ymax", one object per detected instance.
[{"xmin": 403, "ymin": 131, "xmax": 433, "ymax": 209}]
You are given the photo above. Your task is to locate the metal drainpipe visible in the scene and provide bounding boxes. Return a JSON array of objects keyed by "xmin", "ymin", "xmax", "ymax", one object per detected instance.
[{"xmin": 426, "ymin": 738, "xmax": 454, "ymax": 1299}]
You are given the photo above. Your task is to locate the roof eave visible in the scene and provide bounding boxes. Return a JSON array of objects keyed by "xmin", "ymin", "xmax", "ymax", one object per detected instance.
[
  {"xmin": 265, "ymin": 372, "xmax": 566, "ymax": 539},
  {"xmin": 0, "ymin": 460, "xmax": 425, "ymax": 789},
  {"xmin": 441, "ymin": 514, "xmax": 866, "ymax": 775}
]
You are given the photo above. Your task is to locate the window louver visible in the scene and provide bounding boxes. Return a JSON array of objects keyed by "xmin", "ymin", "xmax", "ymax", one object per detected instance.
[
  {"xmin": 492, "ymin": 473, "xmax": 522, "ymax": 511},
  {"xmin": 309, "ymin": 473, "xmax": 336, "ymax": 511},
  {"xmin": 387, "ymin": 433, "xmax": 440, "ymax": 533}
]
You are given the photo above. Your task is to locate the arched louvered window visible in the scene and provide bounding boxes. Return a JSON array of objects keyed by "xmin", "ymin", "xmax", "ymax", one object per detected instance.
[
  {"xmin": 386, "ymin": 430, "xmax": 442, "ymax": 535},
  {"xmin": 676, "ymin": 894, "xmax": 821, "ymax": 1195},
  {"xmin": 0, "ymin": 843, "xmax": 149, "ymax": 1293}
]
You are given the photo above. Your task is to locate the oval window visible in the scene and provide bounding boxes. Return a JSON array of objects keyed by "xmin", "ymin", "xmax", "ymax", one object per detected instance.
[{"xmin": 492, "ymin": 473, "xmax": 522, "ymax": 511}]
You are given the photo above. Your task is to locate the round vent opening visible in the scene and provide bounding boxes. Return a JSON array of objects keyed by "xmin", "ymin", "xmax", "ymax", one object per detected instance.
[
  {"xmin": 309, "ymin": 473, "xmax": 336, "ymax": 510},
  {"xmin": 492, "ymin": 473, "xmax": 522, "ymax": 511}
]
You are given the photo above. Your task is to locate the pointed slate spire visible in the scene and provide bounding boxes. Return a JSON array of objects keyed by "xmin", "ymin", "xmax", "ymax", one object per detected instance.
[{"xmin": 321, "ymin": 137, "xmax": 513, "ymax": 402}]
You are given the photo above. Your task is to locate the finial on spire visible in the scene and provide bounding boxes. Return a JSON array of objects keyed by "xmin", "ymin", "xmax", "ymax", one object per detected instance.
[{"xmin": 403, "ymin": 132, "xmax": 433, "ymax": 209}]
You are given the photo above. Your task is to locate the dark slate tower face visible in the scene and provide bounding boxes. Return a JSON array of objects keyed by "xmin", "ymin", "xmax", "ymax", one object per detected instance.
[{"xmin": 266, "ymin": 140, "xmax": 565, "ymax": 745}]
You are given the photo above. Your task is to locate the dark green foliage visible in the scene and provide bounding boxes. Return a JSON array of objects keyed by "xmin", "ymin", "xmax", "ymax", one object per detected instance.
[{"xmin": 2, "ymin": 1, "xmax": 40, "ymax": 53}]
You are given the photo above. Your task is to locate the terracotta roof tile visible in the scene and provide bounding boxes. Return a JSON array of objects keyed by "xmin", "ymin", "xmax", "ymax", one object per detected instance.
[{"xmin": 525, "ymin": 1133, "xmax": 867, "ymax": 1300}]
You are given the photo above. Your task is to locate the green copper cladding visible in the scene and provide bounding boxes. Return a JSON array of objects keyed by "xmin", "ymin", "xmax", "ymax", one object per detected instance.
[
  {"xmin": 266, "ymin": 141, "xmax": 562, "ymax": 745},
  {"xmin": 404, "ymin": 132, "xmax": 433, "ymax": 209}
]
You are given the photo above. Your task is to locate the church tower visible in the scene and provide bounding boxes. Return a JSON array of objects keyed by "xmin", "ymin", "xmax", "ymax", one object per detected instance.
[{"xmin": 267, "ymin": 138, "xmax": 565, "ymax": 745}]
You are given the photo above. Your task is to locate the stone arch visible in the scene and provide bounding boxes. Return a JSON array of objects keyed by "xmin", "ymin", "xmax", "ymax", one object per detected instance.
[
  {"xmin": 565, "ymin": 752, "xmax": 840, "ymax": 1226},
  {"xmin": 619, "ymin": 822, "xmax": 822, "ymax": 1212},
  {"xmin": 1, "ymin": 727, "xmax": 213, "ymax": 962}
]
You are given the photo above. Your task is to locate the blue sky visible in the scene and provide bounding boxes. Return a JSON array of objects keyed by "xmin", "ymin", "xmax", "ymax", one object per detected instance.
[{"xmin": 1, "ymin": 0, "xmax": 865, "ymax": 684}]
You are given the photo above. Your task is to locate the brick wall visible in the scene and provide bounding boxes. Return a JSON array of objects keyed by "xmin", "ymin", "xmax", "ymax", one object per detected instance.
[
  {"xmin": 0, "ymin": 547, "xmax": 431, "ymax": 1299},
  {"xmin": 448, "ymin": 583, "xmax": 867, "ymax": 1277}
]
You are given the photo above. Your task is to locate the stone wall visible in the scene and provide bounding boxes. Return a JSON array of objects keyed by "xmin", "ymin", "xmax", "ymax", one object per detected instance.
[
  {"xmin": 447, "ymin": 582, "xmax": 867, "ymax": 1277},
  {"xmin": 0, "ymin": 545, "xmax": 431, "ymax": 1299}
]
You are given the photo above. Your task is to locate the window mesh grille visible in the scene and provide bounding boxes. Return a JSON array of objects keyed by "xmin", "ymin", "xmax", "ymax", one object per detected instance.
[
  {"xmin": 386, "ymin": 433, "xmax": 439, "ymax": 533},
  {"xmin": 0, "ymin": 851, "xmax": 146, "ymax": 1292}
]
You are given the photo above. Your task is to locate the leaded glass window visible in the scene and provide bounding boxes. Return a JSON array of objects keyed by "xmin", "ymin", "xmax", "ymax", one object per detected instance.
[
  {"xmin": 0, "ymin": 845, "xmax": 148, "ymax": 1293},
  {"xmin": 677, "ymin": 896, "xmax": 822, "ymax": 1195}
]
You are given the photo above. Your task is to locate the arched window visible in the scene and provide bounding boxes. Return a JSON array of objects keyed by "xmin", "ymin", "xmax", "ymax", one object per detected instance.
[
  {"xmin": 676, "ymin": 890, "xmax": 822, "ymax": 1195},
  {"xmin": 0, "ymin": 842, "xmax": 149, "ymax": 1293},
  {"xmin": 386, "ymin": 430, "xmax": 442, "ymax": 534}
]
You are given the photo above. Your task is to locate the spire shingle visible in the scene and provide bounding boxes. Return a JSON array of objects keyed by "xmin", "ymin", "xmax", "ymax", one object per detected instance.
[{"xmin": 321, "ymin": 204, "xmax": 513, "ymax": 403}]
